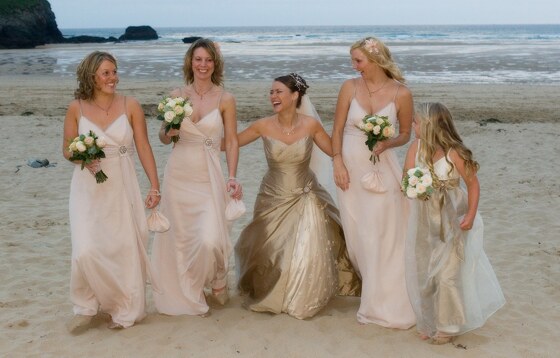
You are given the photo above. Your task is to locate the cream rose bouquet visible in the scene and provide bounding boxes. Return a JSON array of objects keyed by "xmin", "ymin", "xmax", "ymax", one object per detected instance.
[
  {"xmin": 68, "ymin": 130, "xmax": 108, "ymax": 183},
  {"xmin": 401, "ymin": 167, "xmax": 434, "ymax": 200},
  {"xmin": 156, "ymin": 96, "xmax": 193, "ymax": 143},
  {"xmin": 356, "ymin": 114, "xmax": 395, "ymax": 164}
]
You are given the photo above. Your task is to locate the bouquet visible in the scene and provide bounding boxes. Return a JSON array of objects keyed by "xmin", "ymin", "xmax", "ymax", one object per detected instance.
[
  {"xmin": 356, "ymin": 114, "xmax": 395, "ymax": 164},
  {"xmin": 68, "ymin": 130, "xmax": 108, "ymax": 184},
  {"xmin": 401, "ymin": 167, "xmax": 434, "ymax": 200},
  {"xmin": 156, "ymin": 96, "xmax": 193, "ymax": 143}
]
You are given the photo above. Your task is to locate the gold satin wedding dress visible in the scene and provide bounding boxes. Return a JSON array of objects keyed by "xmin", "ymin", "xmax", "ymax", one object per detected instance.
[
  {"xmin": 236, "ymin": 136, "xmax": 360, "ymax": 320},
  {"xmin": 405, "ymin": 145, "xmax": 505, "ymax": 338}
]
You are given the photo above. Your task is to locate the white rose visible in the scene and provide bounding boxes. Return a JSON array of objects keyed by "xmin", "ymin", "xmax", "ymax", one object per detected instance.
[
  {"xmin": 373, "ymin": 125, "xmax": 381, "ymax": 135},
  {"xmin": 376, "ymin": 117, "xmax": 384, "ymax": 125},
  {"xmin": 164, "ymin": 110, "xmax": 176, "ymax": 123},
  {"xmin": 158, "ymin": 102, "xmax": 165, "ymax": 111},
  {"xmin": 416, "ymin": 184, "xmax": 427, "ymax": 194},
  {"xmin": 69, "ymin": 142, "xmax": 77, "ymax": 152},
  {"xmin": 406, "ymin": 187, "xmax": 418, "ymax": 198},
  {"xmin": 96, "ymin": 137, "xmax": 107, "ymax": 148},
  {"xmin": 407, "ymin": 168, "xmax": 417, "ymax": 176},
  {"xmin": 358, "ymin": 122, "xmax": 365, "ymax": 130},
  {"xmin": 174, "ymin": 105, "xmax": 184, "ymax": 115},
  {"xmin": 76, "ymin": 141, "xmax": 87, "ymax": 152},
  {"xmin": 72, "ymin": 136, "xmax": 80, "ymax": 143},
  {"xmin": 421, "ymin": 175, "xmax": 433, "ymax": 186},
  {"xmin": 184, "ymin": 103, "xmax": 193, "ymax": 117},
  {"xmin": 174, "ymin": 97, "xmax": 185, "ymax": 105},
  {"xmin": 408, "ymin": 176, "xmax": 419, "ymax": 186},
  {"xmin": 167, "ymin": 99, "xmax": 177, "ymax": 108},
  {"xmin": 84, "ymin": 136, "xmax": 95, "ymax": 147},
  {"xmin": 421, "ymin": 168, "xmax": 430, "ymax": 175},
  {"xmin": 364, "ymin": 122, "xmax": 374, "ymax": 132}
]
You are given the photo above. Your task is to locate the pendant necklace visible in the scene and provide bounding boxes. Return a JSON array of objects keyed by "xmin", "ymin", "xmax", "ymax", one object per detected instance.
[
  {"xmin": 276, "ymin": 114, "xmax": 298, "ymax": 136},
  {"xmin": 92, "ymin": 95, "xmax": 115, "ymax": 116},
  {"xmin": 364, "ymin": 78, "xmax": 389, "ymax": 97},
  {"xmin": 193, "ymin": 84, "xmax": 214, "ymax": 100}
]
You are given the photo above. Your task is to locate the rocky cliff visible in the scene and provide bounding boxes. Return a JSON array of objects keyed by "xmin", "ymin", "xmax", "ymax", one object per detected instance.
[{"xmin": 0, "ymin": 0, "xmax": 63, "ymax": 49}]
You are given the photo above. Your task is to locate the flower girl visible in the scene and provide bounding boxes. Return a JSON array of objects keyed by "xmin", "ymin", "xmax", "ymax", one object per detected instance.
[{"xmin": 403, "ymin": 102, "xmax": 505, "ymax": 344}]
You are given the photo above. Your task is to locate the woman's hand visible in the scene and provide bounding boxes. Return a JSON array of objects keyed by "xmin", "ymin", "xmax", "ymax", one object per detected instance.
[
  {"xmin": 373, "ymin": 141, "xmax": 389, "ymax": 157},
  {"xmin": 227, "ymin": 178, "xmax": 243, "ymax": 200},
  {"xmin": 145, "ymin": 189, "xmax": 161, "ymax": 209},
  {"xmin": 333, "ymin": 157, "xmax": 350, "ymax": 191},
  {"xmin": 165, "ymin": 128, "xmax": 180, "ymax": 138},
  {"xmin": 84, "ymin": 159, "xmax": 101, "ymax": 176},
  {"xmin": 459, "ymin": 214, "xmax": 475, "ymax": 231}
]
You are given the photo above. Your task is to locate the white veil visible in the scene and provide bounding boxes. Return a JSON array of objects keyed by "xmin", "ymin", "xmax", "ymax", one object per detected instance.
[{"xmin": 297, "ymin": 95, "xmax": 338, "ymax": 202}]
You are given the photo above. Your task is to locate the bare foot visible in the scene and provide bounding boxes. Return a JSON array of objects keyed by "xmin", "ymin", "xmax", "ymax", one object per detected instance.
[
  {"xmin": 429, "ymin": 333, "xmax": 454, "ymax": 345},
  {"xmin": 199, "ymin": 310, "xmax": 211, "ymax": 318},
  {"xmin": 211, "ymin": 287, "xmax": 229, "ymax": 305},
  {"xmin": 66, "ymin": 315, "xmax": 93, "ymax": 334},
  {"xmin": 107, "ymin": 321, "xmax": 124, "ymax": 329}
]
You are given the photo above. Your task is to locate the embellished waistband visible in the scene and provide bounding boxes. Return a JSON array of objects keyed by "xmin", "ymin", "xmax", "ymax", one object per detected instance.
[
  {"xmin": 104, "ymin": 145, "xmax": 135, "ymax": 158},
  {"xmin": 177, "ymin": 136, "xmax": 220, "ymax": 150}
]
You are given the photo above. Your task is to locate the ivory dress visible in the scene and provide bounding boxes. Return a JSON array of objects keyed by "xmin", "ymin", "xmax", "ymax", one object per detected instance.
[
  {"xmin": 69, "ymin": 102, "xmax": 151, "ymax": 327},
  {"xmin": 151, "ymin": 97, "xmax": 231, "ymax": 316},
  {"xmin": 236, "ymin": 136, "xmax": 360, "ymax": 320},
  {"xmin": 405, "ymin": 146, "xmax": 505, "ymax": 338},
  {"xmin": 336, "ymin": 81, "xmax": 416, "ymax": 328}
]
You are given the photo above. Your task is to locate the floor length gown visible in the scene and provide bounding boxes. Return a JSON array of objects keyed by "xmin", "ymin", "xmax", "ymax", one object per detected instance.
[
  {"xmin": 236, "ymin": 136, "xmax": 360, "ymax": 320},
  {"xmin": 152, "ymin": 97, "xmax": 231, "ymax": 316},
  {"xmin": 405, "ymin": 147, "xmax": 505, "ymax": 337},
  {"xmin": 69, "ymin": 102, "xmax": 152, "ymax": 327},
  {"xmin": 336, "ymin": 81, "xmax": 416, "ymax": 328}
]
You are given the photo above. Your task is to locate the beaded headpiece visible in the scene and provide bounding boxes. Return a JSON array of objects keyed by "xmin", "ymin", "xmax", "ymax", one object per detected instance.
[
  {"xmin": 289, "ymin": 73, "xmax": 309, "ymax": 93},
  {"xmin": 363, "ymin": 39, "xmax": 380, "ymax": 55}
]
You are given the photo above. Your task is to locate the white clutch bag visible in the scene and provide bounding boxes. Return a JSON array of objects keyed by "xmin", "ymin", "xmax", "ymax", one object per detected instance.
[
  {"xmin": 360, "ymin": 171, "xmax": 387, "ymax": 193},
  {"xmin": 147, "ymin": 208, "xmax": 170, "ymax": 233},
  {"xmin": 225, "ymin": 199, "xmax": 246, "ymax": 221}
]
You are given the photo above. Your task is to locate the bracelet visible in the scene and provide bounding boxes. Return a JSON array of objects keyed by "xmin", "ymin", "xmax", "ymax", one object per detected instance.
[
  {"xmin": 148, "ymin": 189, "xmax": 161, "ymax": 196},
  {"xmin": 228, "ymin": 177, "xmax": 236, "ymax": 181}
]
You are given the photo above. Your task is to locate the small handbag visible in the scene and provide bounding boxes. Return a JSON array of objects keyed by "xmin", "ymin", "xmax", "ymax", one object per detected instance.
[
  {"xmin": 360, "ymin": 170, "xmax": 387, "ymax": 193},
  {"xmin": 147, "ymin": 208, "xmax": 170, "ymax": 233},
  {"xmin": 225, "ymin": 199, "xmax": 246, "ymax": 221}
]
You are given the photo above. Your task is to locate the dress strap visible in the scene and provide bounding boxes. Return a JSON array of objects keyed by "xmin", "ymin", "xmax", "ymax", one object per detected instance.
[
  {"xmin": 78, "ymin": 99, "xmax": 84, "ymax": 118},
  {"xmin": 217, "ymin": 89, "xmax": 225, "ymax": 108},
  {"xmin": 392, "ymin": 81, "xmax": 402, "ymax": 102},
  {"xmin": 353, "ymin": 78, "xmax": 359, "ymax": 99}
]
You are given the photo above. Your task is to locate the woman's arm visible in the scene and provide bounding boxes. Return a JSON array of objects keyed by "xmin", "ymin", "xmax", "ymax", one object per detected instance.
[
  {"xmin": 310, "ymin": 117, "xmax": 333, "ymax": 156},
  {"xmin": 62, "ymin": 100, "xmax": 80, "ymax": 161},
  {"xmin": 332, "ymin": 80, "xmax": 353, "ymax": 191},
  {"xmin": 128, "ymin": 96, "xmax": 160, "ymax": 209},
  {"xmin": 221, "ymin": 92, "xmax": 243, "ymax": 199},
  {"xmin": 403, "ymin": 139, "xmax": 419, "ymax": 174},
  {"xmin": 450, "ymin": 149, "xmax": 480, "ymax": 230}
]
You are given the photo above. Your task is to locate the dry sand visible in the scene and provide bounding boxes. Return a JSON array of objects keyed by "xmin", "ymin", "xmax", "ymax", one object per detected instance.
[{"xmin": 0, "ymin": 76, "xmax": 559, "ymax": 357}]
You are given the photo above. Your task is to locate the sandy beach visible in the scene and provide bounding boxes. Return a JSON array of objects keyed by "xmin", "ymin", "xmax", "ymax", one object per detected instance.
[{"xmin": 1, "ymin": 73, "xmax": 559, "ymax": 357}]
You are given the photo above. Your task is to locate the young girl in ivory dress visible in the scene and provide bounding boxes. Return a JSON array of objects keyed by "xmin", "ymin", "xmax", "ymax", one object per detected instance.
[{"xmin": 403, "ymin": 102, "xmax": 505, "ymax": 344}]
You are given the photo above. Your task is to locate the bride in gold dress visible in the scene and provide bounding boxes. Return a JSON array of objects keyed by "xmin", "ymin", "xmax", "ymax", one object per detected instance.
[{"xmin": 235, "ymin": 73, "xmax": 360, "ymax": 319}]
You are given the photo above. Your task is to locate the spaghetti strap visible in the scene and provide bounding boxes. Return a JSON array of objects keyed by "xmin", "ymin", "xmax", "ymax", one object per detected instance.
[
  {"xmin": 353, "ymin": 78, "xmax": 359, "ymax": 98},
  {"xmin": 217, "ymin": 89, "xmax": 225, "ymax": 107},
  {"xmin": 78, "ymin": 99, "xmax": 83, "ymax": 118},
  {"xmin": 392, "ymin": 81, "xmax": 402, "ymax": 102}
]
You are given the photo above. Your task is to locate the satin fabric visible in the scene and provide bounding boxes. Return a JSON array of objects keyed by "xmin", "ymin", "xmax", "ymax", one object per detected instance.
[
  {"xmin": 69, "ymin": 114, "xmax": 151, "ymax": 327},
  {"xmin": 406, "ymin": 149, "xmax": 505, "ymax": 338},
  {"xmin": 236, "ymin": 136, "xmax": 360, "ymax": 320},
  {"xmin": 151, "ymin": 106, "xmax": 231, "ymax": 316},
  {"xmin": 336, "ymin": 94, "xmax": 416, "ymax": 328}
]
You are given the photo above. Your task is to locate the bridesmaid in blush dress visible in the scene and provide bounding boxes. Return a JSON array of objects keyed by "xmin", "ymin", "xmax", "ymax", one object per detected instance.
[
  {"xmin": 151, "ymin": 39, "xmax": 242, "ymax": 317},
  {"xmin": 235, "ymin": 74, "xmax": 360, "ymax": 320},
  {"xmin": 331, "ymin": 37, "xmax": 415, "ymax": 328},
  {"xmin": 62, "ymin": 51, "xmax": 160, "ymax": 332}
]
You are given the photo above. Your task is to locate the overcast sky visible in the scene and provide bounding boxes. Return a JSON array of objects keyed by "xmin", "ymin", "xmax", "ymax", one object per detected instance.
[{"xmin": 48, "ymin": 0, "xmax": 558, "ymax": 28}]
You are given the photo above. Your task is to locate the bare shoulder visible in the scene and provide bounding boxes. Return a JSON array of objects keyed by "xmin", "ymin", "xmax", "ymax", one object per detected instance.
[
  {"xmin": 66, "ymin": 99, "xmax": 80, "ymax": 113},
  {"xmin": 169, "ymin": 87, "xmax": 183, "ymax": 98},
  {"xmin": 395, "ymin": 82, "xmax": 412, "ymax": 99},
  {"xmin": 124, "ymin": 95, "xmax": 141, "ymax": 109}
]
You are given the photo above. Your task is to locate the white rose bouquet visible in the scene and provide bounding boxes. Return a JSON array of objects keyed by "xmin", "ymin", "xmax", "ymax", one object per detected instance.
[
  {"xmin": 156, "ymin": 96, "xmax": 193, "ymax": 143},
  {"xmin": 401, "ymin": 167, "xmax": 434, "ymax": 200},
  {"xmin": 356, "ymin": 114, "xmax": 395, "ymax": 164},
  {"xmin": 68, "ymin": 130, "xmax": 108, "ymax": 183}
]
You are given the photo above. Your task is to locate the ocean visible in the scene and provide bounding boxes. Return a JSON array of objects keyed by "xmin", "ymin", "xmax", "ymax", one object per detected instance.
[{"xmin": 2, "ymin": 25, "xmax": 560, "ymax": 84}]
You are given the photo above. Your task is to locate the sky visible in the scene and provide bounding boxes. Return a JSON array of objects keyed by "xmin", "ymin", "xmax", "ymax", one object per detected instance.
[{"xmin": 48, "ymin": 0, "xmax": 559, "ymax": 29}]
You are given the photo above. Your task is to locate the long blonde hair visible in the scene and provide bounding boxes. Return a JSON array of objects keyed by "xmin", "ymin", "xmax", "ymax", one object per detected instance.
[
  {"xmin": 74, "ymin": 51, "xmax": 118, "ymax": 100},
  {"xmin": 416, "ymin": 102, "xmax": 479, "ymax": 177},
  {"xmin": 350, "ymin": 37, "xmax": 404, "ymax": 82}
]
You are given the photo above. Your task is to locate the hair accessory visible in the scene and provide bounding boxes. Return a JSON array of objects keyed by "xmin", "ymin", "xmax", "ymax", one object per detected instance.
[
  {"xmin": 289, "ymin": 73, "xmax": 309, "ymax": 92},
  {"xmin": 363, "ymin": 39, "xmax": 380, "ymax": 55}
]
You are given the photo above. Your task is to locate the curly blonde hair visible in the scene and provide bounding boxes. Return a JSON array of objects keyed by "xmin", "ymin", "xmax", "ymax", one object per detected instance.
[
  {"xmin": 416, "ymin": 102, "xmax": 479, "ymax": 178},
  {"xmin": 182, "ymin": 38, "xmax": 224, "ymax": 86},
  {"xmin": 74, "ymin": 51, "xmax": 118, "ymax": 100},
  {"xmin": 351, "ymin": 37, "xmax": 405, "ymax": 83}
]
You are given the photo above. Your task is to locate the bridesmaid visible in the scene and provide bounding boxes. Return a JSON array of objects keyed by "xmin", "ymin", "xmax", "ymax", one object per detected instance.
[
  {"xmin": 62, "ymin": 51, "xmax": 160, "ymax": 332},
  {"xmin": 151, "ymin": 39, "xmax": 242, "ymax": 317},
  {"xmin": 331, "ymin": 37, "xmax": 415, "ymax": 328},
  {"xmin": 235, "ymin": 73, "xmax": 360, "ymax": 320}
]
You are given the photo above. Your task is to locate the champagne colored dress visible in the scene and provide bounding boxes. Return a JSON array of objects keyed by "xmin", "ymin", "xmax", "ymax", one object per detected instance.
[
  {"xmin": 236, "ymin": 136, "xmax": 360, "ymax": 320},
  {"xmin": 69, "ymin": 100, "xmax": 152, "ymax": 327},
  {"xmin": 335, "ymin": 80, "xmax": 416, "ymax": 328},
  {"xmin": 151, "ymin": 95, "xmax": 231, "ymax": 316},
  {"xmin": 405, "ymin": 146, "xmax": 505, "ymax": 337}
]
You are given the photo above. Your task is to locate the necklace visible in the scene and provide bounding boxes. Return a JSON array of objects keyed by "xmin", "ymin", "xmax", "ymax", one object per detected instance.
[
  {"xmin": 193, "ymin": 84, "xmax": 214, "ymax": 99},
  {"xmin": 92, "ymin": 95, "xmax": 115, "ymax": 116},
  {"xmin": 275, "ymin": 114, "xmax": 299, "ymax": 136},
  {"xmin": 364, "ymin": 78, "xmax": 389, "ymax": 96}
]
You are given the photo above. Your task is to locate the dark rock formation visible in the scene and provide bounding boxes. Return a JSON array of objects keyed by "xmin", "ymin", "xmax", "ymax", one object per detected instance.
[
  {"xmin": 182, "ymin": 36, "xmax": 202, "ymax": 44},
  {"xmin": 0, "ymin": 0, "xmax": 64, "ymax": 49},
  {"xmin": 118, "ymin": 25, "xmax": 158, "ymax": 41},
  {"xmin": 64, "ymin": 35, "xmax": 118, "ymax": 44}
]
